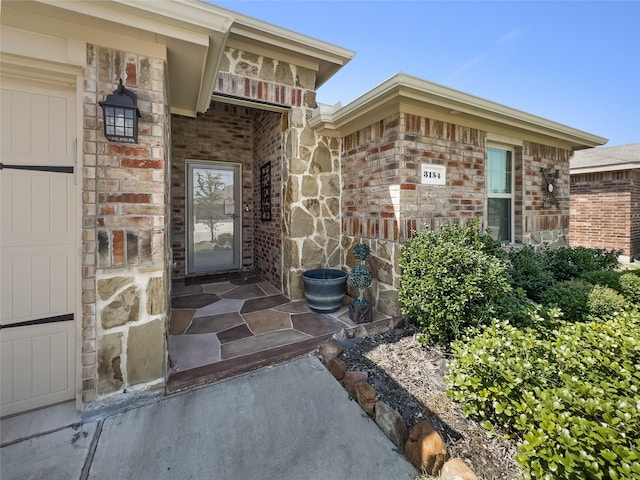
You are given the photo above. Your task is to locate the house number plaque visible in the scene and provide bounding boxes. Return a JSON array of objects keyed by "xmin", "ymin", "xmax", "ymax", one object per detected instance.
[{"xmin": 421, "ymin": 163, "xmax": 446, "ymax": 186}]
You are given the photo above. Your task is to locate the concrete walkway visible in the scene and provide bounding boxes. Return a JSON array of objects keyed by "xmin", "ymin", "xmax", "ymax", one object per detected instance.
[{"xmin": 1, "ymin": 356, "xmax": 417, "ymax": 480}]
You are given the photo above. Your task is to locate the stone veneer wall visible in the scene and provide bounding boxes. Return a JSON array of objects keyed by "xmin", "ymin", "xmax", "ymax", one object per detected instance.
[
  {"xmin": 253, "ymin": 110, "xmax": 284, "ymax": 287},
  {"xmin": 215, "ymin": 47, "xmax": 339, "ymax": 300},
  {"xmin": 82, "ymin": 45, "xmax": 169, "ymax": 403},
  {"xmin": 171, "ymin": 103, "xmax": 255, "ymax": 278},
  {"xmin": 570, "ymin": 169, "xmax": 640, "ymax": 259},
  {"xmin": 340, "ymin": 112, "xmax": 571, "ymax": 316}
]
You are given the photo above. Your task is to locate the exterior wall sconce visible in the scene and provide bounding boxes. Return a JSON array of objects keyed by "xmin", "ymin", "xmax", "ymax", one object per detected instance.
[{"xmin": 99, "ymin": 79, "xmax": 140, "ymax": 143}]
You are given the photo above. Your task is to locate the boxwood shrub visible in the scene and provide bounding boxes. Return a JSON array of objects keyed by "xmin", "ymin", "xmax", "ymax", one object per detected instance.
[
  {"xmin": 398, "ymin": 221, "xmax": 512, "ymax": 347},
  {"xmin": 507, "ymin": 246, "xmax": 555, "ymax": 302},
  {"xmin": 587, "ymin": 285, "xmax": 629, "ymax": 320},
  {"xmin": 544, "ymin": 246, "xmax": 620, "ymax": 282},
  {"xmin": 541, "ymin": 279, "xmax": 594, "ymax": 322},
  {"xmin": 580, "ymin": 269, "xmax": 623, "ymax": 291},
  {"xmin": 446, "ymin": 310, "xmax": 640, "ymax": 480},
  {"xmin": 620, "ymin": 272, "xmax": 640, "ymax": 305}
]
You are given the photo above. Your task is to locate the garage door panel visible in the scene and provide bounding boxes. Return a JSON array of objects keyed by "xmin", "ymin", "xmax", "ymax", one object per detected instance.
[
  {"xmin": 1, "ymin": 247, "xmax": 74, "ymax": 325},
  {"xmin": 1, "ymin": 169, "xmax": 75, "ymax": 246},
  {"xmin": 0, "ymin": 323, "xmax": 75, "ymax": 415},
  {"xmin": 31, "ymin": 174, "xmax": 51, "ymax": 234},
  {"xmin": 1, "ymin": 79, "xmax": 77, "ymax": 415}
]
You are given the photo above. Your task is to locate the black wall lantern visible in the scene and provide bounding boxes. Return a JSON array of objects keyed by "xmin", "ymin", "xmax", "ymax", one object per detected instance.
[{"xmin": 99, "ymin": 79, "xmax": 140, "ymax": 143}]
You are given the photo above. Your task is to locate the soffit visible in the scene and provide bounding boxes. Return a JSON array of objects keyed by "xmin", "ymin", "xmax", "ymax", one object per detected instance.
[
  {"xmin": 311, "ymin": 73, "xmax": 608, "ymax": 151},
  {"xmin": 2, "ymin": 1, "xmax": 354, "ymax": 116},
  {"xmin": 1, "ymin": 0, "xmax": 232, "ymax": 117}
]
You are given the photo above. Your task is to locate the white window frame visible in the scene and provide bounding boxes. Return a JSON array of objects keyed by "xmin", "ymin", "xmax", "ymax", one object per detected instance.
[{"xmin": 486, "ymin": 144, "xmax": 515, "ymax": 244}]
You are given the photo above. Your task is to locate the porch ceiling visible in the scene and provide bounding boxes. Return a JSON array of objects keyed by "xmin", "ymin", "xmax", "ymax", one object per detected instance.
[
  {"xmin": 310, "ymin": 73, "xmax": 608, "ymax": 151},
  {"xmin": 1, "ymin": 0, "xmax": 354, "ymax": 117}
]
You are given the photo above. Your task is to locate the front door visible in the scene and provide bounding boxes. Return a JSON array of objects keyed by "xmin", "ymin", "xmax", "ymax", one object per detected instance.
[
  {"xmin": 0, "ymin": 79, "xmax": 78, "ymax": 416},
  {"xmin": 186, "ymin": 161, "xmax": 241, "ymax": 274}
]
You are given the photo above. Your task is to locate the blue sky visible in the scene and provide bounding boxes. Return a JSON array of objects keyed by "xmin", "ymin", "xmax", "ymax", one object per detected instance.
[{"xmin": 213, "ymin": 1, "xmax": 640, "ymax": 147}]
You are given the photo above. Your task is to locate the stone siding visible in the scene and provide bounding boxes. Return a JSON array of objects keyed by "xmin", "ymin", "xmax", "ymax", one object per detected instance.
[
  {"xmin": 570, "ymin": 168, "xmax": 640, "ymax": 259},
  {"xmin": 214, "ymin": 46, "xmax": 332, "ymax": 300},
  {"xmin": 82, "ymin": 44, "xmax": 169, "ymax": 403}
]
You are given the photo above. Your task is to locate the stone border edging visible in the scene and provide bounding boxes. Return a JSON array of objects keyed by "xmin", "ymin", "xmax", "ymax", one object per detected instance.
[{"xmin": 316, "ymin": 321, "xmax": 479, "ymax": 480}]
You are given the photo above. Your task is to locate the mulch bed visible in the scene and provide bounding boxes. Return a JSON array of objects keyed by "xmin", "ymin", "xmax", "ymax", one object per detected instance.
[{"xmin": 340, "ymin": 326, "xmax": 523, "ymax": 480}]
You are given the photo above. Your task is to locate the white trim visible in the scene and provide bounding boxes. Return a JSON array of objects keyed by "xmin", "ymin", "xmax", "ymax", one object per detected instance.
[
  {"xmin": 311, "ymin": 73, "xmax": 607, "ymax": 149},
  {"xmin": 571, "ymin": 163, "xmax": 640, "ymax": 174},
  {"xmin": 487, "ymin": 145, "xmax": 515, "ymax": 244}
]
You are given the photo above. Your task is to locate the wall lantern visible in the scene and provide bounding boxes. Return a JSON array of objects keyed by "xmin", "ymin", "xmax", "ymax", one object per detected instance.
[{"xmin": 99, "ymin": 79, "xmax": 140, "ymax": 143}]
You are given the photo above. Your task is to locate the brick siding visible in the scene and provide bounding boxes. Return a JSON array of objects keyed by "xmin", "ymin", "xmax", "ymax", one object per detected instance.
[
  {"xmin": 82, "ymin": 44, "xmax": 169, "ymax": 403},
  {"xmin": 570, "ymin": 169, "xmax": 640, "ymax": 258}
]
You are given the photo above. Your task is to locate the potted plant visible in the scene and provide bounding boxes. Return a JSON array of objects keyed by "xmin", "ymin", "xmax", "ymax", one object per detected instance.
[
  {"xmin": 301, "ymin": 268, "xmax": 348, "ymax": 313},
  {"xmin": 349, "ymin": 243, "xmax": 373, "ymax": 323}
]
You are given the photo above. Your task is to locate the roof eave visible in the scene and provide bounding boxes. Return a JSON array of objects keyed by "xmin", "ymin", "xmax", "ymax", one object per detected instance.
[
  {"xmin": 311, "ymin": 73, "xmax": 607, "ymax": 149},
  {"xmin": 571, "ymin": 163, "xmax": 640, "ymax": 174}
]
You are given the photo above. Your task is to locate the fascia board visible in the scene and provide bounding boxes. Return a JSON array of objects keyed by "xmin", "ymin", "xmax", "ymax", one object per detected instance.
[
  {"xmin": 313, "ymin": 73, "xmax": 607, "ymax": 149},
  {"xmin": 228, "ymin": 24, "xmax": 354, "ymax": 66},
  {"xmin": 38, "ymin": 0, "xmax": 216, "ymax": 47},
  {"xmin": 197, "ymin": 30, "xmax": 231, "ymax": 114},
  {"xmin": 571, "ymin": 163, "xmax": 640, "ymax": 174},
  {"xmin": 1, "ymin": 3, "xmax": 168, "ymax": 60},
  {"xmin": 219, "ymin": 5, "xmax": 355, "ymax": 66},
  {"xmin": 113, "ymin": 0, "xmax": 234, "ymax": 32}
]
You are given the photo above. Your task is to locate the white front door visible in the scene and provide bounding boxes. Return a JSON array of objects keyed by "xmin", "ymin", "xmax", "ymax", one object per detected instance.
[{"xmin": 0, "ymin": 80, "xmax": 78, "ymax": 416}]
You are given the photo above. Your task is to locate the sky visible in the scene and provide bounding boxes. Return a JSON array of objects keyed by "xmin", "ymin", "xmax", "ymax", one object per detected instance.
[{"xmin": 213, "ymin": 0, "xmax": 640, "ymax": 147}]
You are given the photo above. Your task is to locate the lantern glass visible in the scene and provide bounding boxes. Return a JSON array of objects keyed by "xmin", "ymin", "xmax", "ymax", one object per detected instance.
[{"xmin": 99, "ymin": 79, "xmax": 139, "ymax": 144}]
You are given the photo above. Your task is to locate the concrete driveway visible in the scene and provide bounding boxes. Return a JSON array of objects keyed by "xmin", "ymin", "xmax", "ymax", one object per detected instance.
[{"xmin": 1, "ymin": 356, "xmax": 417, "ymax": 480}]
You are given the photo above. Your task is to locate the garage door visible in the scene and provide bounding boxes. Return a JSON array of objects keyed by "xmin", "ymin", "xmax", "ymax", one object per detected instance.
[{"xmin": 1, "ymin": 80, "xmax": 78, "ymax": 416}]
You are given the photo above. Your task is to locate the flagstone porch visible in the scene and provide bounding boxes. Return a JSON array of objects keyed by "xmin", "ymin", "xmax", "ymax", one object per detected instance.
[{"xmin": 166, "ymin": 272, "xmax": 388, "ymax": 393}]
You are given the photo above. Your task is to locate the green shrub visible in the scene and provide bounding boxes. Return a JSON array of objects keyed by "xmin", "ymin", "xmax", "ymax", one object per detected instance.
[
  {"xmin": 620, "ymin": 272, "xmax": 640, "ymax": 305},
  {"xmin": 507, "ymin": 246, "xmax": 555, "ymax": 302},
  {"xmin": 544, "ymin": 246, "xmax": 620, "ymax": 282},
  {"xmin": 580, "ymin": 269, "xmax": 623, "ymax": 291},
  {"xmin": 446, "ymin": 310, "xmax": 640, "ymax": 480},
  {"xmin": 541, "ymin": 279, "xmax": 594, "ymax": 322},
  {"xmin": 587, "ymin": 285, "xmax": 628, "ymax": 319},
  {"xmin": 398, "ymin": 221, "xmax": 512, "ymax": 347}
]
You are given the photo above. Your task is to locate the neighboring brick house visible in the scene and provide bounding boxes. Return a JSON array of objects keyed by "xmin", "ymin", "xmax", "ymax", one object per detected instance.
[
  {"xmin": 570, "ymin": 144, "xmax": 640, "ymax": 263},
  {"xmin": 0, "ymin": 0, "xmax": 606, "ymax": 415}
]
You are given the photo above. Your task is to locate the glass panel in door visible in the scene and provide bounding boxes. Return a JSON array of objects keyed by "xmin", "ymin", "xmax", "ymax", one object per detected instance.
[{"xmin": 187, "ymin": 162, "xmax": 241, "ymax": 273}]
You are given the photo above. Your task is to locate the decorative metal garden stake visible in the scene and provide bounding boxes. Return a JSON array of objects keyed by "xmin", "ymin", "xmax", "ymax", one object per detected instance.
[{"xmin": 349, "ymin": 243, "xmax": 373, "ymax": 323}]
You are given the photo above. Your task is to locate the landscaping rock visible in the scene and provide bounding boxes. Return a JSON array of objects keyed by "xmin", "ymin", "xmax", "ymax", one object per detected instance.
[
  {"xmin": 388, "ymin": 316, "xmax": 406, "ymax": 329},
  {"xmin": 365, "ymin": 319, "xmax": 391, "ymax": 336},
  {"xmin": 332, "ymin": 327, "xmax": 348, "ymax": 341},
  {"xmin": 374, "ymin": 401, "xmax": 408, "ymax": 447},
  {"xmin": 325, "ymin": 358, "xmax": 347, "ymax": 380},
  {"xmin": 405, "ymin": 419, "xmax": 449, "ymax": 475},
  {"xmin": 355, "ymin": 381, "xmax": 377, "ymax": 416},
  {"xmin": 353, "ymin": 325, "xmax": 368, "ymax": 338},
  {"xmin": 342, "ymin": 370, "xmax": 368, "ymax": 394},
  {"xmin": 317, "ymin": 338, "xmax": 342, "ymax": 364},
  {"xmin": 440, "ymin": 458, "xmax": 478, "ymax": 480}
]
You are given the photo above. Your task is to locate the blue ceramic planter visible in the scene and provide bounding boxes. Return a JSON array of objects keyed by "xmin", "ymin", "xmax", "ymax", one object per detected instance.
[{"xmin": 301, "ymin": 269, "xmax": 348, "ymax": 313}]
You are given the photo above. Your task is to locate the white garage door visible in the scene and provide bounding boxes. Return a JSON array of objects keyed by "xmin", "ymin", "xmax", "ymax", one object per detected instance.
[{"xmin": 0, "ymin": 80, "xmax": 78, "ymax": 416}]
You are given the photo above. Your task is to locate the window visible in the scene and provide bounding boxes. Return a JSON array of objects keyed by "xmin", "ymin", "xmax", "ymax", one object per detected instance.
[{"xmin": 487, "ymin": 146, "xmax": 513, "ymax": 243}]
